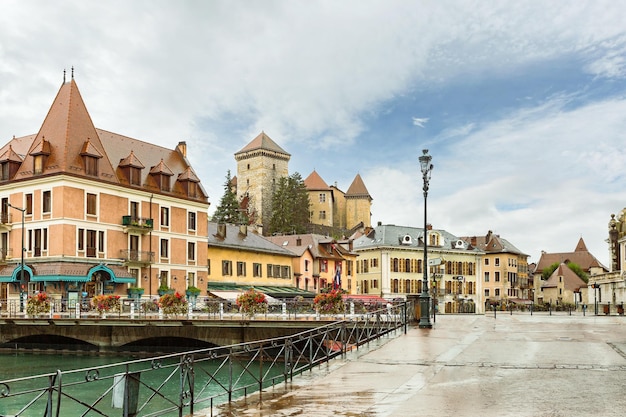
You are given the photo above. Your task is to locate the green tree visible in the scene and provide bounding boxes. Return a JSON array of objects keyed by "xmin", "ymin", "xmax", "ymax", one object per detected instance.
[
  {"xmin": 541, "ymin": 261, "xmax": 588, "ymax": 283},
  {"xmin": 268, "ymin": 172, "xmax": 310, "ymax": 235},
  {"xmin": 211, "ymin": 170, "xmax": 247, "ymax": 224}
]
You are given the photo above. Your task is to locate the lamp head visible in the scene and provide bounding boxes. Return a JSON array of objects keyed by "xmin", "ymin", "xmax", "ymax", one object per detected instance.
[{"xmin": 419, "ymin": 149, "xmax": 433, "ymax": 175}]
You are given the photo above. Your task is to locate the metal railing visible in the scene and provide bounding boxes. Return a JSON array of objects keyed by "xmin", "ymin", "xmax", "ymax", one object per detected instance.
[{"xmin": 0, "ymin": 302, "xmax": 411, "ymax": 417}]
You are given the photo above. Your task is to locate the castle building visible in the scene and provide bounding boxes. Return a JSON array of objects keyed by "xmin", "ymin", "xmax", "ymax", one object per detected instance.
[
  {"xmin": 0, "ymin": 74, "xmax": 209, "ymax": 309},
  {"xmin": 234, "ymin": 132, "xmax": 372, "ymax": 236},
  {"xmin": 233, "ymin": 132, "xmax": 290, "ymax": 233}
]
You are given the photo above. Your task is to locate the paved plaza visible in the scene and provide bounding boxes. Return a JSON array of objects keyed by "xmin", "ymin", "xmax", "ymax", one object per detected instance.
[{"xmin": 210, "ymin": 313, "xmax": 626, "ymax": 417}]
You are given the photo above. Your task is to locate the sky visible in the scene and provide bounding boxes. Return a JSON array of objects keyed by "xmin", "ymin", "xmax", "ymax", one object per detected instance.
[{"xmin": 1, "ymin": 0, "xmax": 626, "ymax": 266}]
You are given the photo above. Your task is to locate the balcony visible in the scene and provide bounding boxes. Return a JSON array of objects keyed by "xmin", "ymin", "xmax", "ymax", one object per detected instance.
[
  {"xmin": 122, "ymin": 216, "xmax": 154, "ymax": 234},
  {"xmin": 120, "ymin": 249, "xmax": 154, "ymax": 265},
  {"xmin": 0, "ymin": 211, "xmax": 11, "ymax": 230}
]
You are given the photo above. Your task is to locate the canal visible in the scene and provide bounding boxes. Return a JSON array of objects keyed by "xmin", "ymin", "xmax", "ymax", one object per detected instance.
[{"xmin": 0, "ymin": 350, "xmax": 279, "ymax": 416}]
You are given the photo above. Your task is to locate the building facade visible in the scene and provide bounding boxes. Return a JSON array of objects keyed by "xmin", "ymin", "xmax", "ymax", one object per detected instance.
[
  {"xmin": 266, "ymin": 234, "xmax": 357, "ymax": 294},
  {"xmin": 353, "ymin": 223, "xmax": 483, "ymax": 314},
  {"xmin": 460, "ymin": 231, "xmax": 530, "ymax": 309},
  {"xmin": 206, "ymin": 222, "xmax": 316, "ymax": 299},
  {"xmin": 0, "ymin": 76, "xmax": 209, "ymax": 309}
]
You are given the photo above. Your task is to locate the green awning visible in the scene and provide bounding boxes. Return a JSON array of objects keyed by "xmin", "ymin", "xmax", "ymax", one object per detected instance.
[
  {"xmin": 206, "ymin": 282, "xmax": 316, "ymax": 298},
  {"xmin": 31, "ymin": 275, "xmax": 90, "ymax": 282}
]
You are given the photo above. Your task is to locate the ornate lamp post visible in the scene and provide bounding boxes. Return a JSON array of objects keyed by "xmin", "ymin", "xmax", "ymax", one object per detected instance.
[
  {"xmin": 8, "ymin": 203, "xmax": 26, "ymax": 312},
  {"xmin": 418, "ymin": 149, "xmax": 433, "ymax": 328}
]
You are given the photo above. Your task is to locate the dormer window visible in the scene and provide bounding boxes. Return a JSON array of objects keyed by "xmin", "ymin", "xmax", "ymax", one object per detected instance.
[
  {"xmin": 29, "ymin": 137, "xmax": 51, "ymax": 176},
  {"xmin": 149, "ymin": 159, "xmax": 173, "ymax": 193},
  {"xmin": 0, "ymin": 145, "xmax": 23, "ymax": 181},
  {"xmin": 177, "ymin": 167, "xmax": 202, "ymax": 198},
  {"xmin": 80, "ymin": 139, "xmax": 103, "ymax": 178},
  {"xmin": 119, "ymin": 151, "xmax": 145, "ymax": 186}
]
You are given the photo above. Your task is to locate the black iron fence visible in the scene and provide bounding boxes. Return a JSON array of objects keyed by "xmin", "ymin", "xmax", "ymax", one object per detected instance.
[{"xmin": 0, "ymin": 302, "xmax": 410, "ymax": 416}]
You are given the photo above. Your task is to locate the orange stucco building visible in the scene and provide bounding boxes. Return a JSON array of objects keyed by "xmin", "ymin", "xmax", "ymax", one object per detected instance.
[{"xmin": 0, "ymin": 74, "xmax": 209, "ymax": 309}]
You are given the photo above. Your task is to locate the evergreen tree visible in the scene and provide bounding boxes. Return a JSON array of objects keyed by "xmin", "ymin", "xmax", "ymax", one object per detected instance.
[
  {"xmin": 541, "ymin": 261, "xmax": 588, "ymax": 283},
  {"xmin": 212, "ymin": 170, "xmax": 246, "ymax": 224},
  {"xmin": 268, "ymin": 172, "xmax": 310, "ymax": 235}
]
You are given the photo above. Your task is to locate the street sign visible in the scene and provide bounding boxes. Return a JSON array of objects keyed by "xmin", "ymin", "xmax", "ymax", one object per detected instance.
[
  {"xmin": 428, "ymin": 258, "xmax": 442, "ymax": 266},
  {"xmin": 453, "ymin": 275, "xmax": 464, "ymax": 281}
]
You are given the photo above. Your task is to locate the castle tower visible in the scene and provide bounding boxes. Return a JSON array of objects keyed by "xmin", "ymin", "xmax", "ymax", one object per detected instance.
[
  {"xmin": 345, "ymin": 174, "xmax": 372, "ymax": 229},
  {"xmin": 234, "ymin": 132, "xmax": 290, "ymax": 233}
]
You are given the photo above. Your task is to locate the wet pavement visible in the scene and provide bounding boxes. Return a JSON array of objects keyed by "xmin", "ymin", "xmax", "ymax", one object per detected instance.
[{"xmin": 205, "ymin": 313, "xmax": 626, "ymax": 416}]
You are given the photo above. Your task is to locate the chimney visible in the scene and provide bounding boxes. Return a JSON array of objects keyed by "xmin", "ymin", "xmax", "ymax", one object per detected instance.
[
  {"xmin": 377, "ymin": 221, "xmax": 382, "ymax": 226},
  {"xmin": 217, "ymin": 223, "xmax": 226, "ymax": 238},
  {"xmin": 471, "ymin": 236, "xmax": 477, "ymax": 246},
  {"xmin": 426, "ymin": 224, "xmax": 433, "ymax": 231},
  {"xmin": 176, "ymin": 141, "xmax": 187, "ymax": 158},
  {"xmin": 239, "ymin": 224, "xmax": 247, "ymax": 236}
]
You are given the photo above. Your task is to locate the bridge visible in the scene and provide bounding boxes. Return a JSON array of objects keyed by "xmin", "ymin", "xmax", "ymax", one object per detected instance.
[{"xmin": 0, "ymin": 317, "xmax": 337, "ymax": 351}]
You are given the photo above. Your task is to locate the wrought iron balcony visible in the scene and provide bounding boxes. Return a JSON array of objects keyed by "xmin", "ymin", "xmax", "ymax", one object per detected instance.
[
  {"xmin": 121, "ymin": 216, "xmax": 154, "ymax": 234},
  {"xmin": 120, "ymin": 249, "xmax": 154, "ymax": 265}
]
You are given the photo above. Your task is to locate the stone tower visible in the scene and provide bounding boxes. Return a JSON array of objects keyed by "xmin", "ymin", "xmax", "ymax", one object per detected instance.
[
  {"xmin": 345, "ymin": 174, "xmax": 372, "ymax": 229},
  {"xmin": 234, "ymin": 132, "xmax": 290, "ymax": 233}
]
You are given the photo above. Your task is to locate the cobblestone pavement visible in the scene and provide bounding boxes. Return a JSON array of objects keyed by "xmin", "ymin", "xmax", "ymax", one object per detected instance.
[{"xmin": 204, "ymin": 313, "xmax": 626, "ymax": 417}]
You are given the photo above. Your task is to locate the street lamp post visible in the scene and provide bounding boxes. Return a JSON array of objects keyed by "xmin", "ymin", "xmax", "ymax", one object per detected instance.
[
  {"xmin": 418, "ymin": 149, "xmax": 434, "ymax": 329},
  {"xmin": 8, "ymin": 203, "xmax": 25, "ymax": 312}
]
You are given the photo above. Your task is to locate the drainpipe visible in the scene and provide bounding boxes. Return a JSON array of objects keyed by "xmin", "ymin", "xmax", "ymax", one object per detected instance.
[{"xmin": 149, "ymin": 194, "xmax": 153, "ymax": 297}]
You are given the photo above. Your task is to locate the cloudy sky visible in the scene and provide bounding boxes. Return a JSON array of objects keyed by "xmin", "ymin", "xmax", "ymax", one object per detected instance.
[{"xmin": 1, "ymin": 0, "xmax": 625, "ymax": 266}]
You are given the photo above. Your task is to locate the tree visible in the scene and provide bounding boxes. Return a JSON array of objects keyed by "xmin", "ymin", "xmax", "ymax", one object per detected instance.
[
  {"xmin": 268, "ymin": 172, "xmax": 311, "ymax": 235},
  {"xmin": 541, "ymin": 262, "xmax": 588, "ymax": 283},
  {"xmin": 212, "ymin": 170, "xmax": 247, "ymax": 224}
]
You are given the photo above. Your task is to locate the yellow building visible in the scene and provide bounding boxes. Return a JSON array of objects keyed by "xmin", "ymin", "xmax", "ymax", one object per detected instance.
[
  {"xmin": 206, "ymin": 222, "xmax": 312, "ymax": 298},
  {"xmin": 460, "ymin": 231, "xmax": 530, "ymax": 309},
  {"xmin": 266, "ymin": 234, "xmax": 357, "ymax": 294},
  {"xmin": 353, "ymin": 223, "xmax": 482, "ymax": 314},
  {"xmin": 0, "ymin": 75, "xmax": 209, "ymax": 309}
]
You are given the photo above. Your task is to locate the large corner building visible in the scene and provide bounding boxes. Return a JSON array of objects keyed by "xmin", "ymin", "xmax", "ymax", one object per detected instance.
[{"xmin": 0, "ymin": 74, "xmax": 209, "ymax": 308}]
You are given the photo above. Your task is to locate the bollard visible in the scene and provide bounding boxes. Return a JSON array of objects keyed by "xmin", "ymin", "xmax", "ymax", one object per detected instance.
[
  {"xmin": 530, "ymin": 303, "xmax": 533, "ymax": 316},
  {"xmin": 493, "ymin": 305, "xmax": 496, "ymax": 319}
]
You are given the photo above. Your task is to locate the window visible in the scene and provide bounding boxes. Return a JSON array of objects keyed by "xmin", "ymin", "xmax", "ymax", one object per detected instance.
[
  {"xmin": 495, "ymin": 271, "xmax": 500, "ymax": 282},
  {"xmin": 267, "ymin": 264, "xmax": 274, "ymax": 277},
  {"xmin": 320, "ymin": 259, "xmax": 328, "ymax": 272},
  {"xmin": 84, "ymin": 156, "xmax": 98, "ymax": 176},
  {"xmin": 282, "ymin": 266, "xmax": 290, "ymax": 278},
  {"xmin": 188, "ymin": 212, "xmax": 196, "ymax": 230},
  {"xmin": 484, "ymin": 272, "xmax": 490, "ymax": 282},
  {"xmin": 319, "ymin": 211, "xmax": 326, "ymax": 220},
  {"xmin": 495, "ymin": 288, "xmax": 500, "ymax": 296},
  {"xmin": 26, "ymin": 194, "xmax": 33, "ymax": 215},
  {"xmin": 304, "ymin": 260, "xmax": 309, "ymax": 272},
  {"xmin": 222, "ymin": 260, "xmax": 233, "ymax": 276},
  {"xmin": 237, "ymin": 261, "xmax": 246, "ymax": 276},
  {"xmin": 207, "ymin": 259, "xmax": 211, "ymax": 275},
  {"xmin": 484, "ymin": 258, "xmax": 489, "ymax": 266},
  {"xmin": 484, "ymin": 289, "xmax": 490, "ymax": 297},
  {"xmin": 0, "ymin": 162, "xmax": 9, "ymax": 180},
  {"xmin": 253, "ymin": 263, "xmax": 262, "ymax": 277},
  {"xmin": 129, "ymin": 167, "xmax": 141, "ymax": 186},
  {"xmin": 98, "ymin": 231, "xmax": 104, "ymax": 253},
  {"xmin": 161, "ymin": 207, "xmax": 169, "ymax": 227},
  {"xmin": 188, "ymin": 272, "xmax": 195, "ymax": 287},
  {"xmin": 160, "ymin": 239, "xmax": 169, "ymax": 258},
  {"xmin": 86, "ymin": 230, "xmax": 97, "ymax": 257},
  {"xmin": 86, "ymin": 193, "xmax": 97, "ymax": 215},
  {"xmin": 78, "ymin": 228, "xmax": 84, "ymax": 251},
  {"xmin": 319, "ymin": 193, "xmax": 326, "ymax": 203},
  {"xmin": 42, "ymin": 190, "xmax": 51, "ymax": 213},
  {"xmin": 34, "ymin": 155, "xmax": 44, "ymax": 175},
  {"xmin": 187, "ymin": 242, "xmax": 195, "ymax": 261},
  {"xmin": 495, "ymin": 258, "xmax": 500, "ymax": 266}
]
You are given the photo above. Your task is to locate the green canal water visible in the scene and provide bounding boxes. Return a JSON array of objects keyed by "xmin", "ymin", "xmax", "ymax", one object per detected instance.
[{"xmin": 0, "ymin": 351, "xmax": 279, "ymax": 416}]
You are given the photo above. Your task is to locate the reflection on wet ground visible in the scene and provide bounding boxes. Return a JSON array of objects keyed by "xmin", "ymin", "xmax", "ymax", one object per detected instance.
[{"xmin": 200, "ymin": 314, "xmax": 626, "ymax": 417}]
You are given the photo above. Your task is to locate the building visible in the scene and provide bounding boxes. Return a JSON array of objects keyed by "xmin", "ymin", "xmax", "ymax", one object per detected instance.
[
  {"xmin": 353, "ymin": 223, "xmax": 483, "ymax": 314},
  {"xmin": 460, "ymin": 231, "xmax": 530, "ymax": 309},
  {"xmin": 541, "ymin": 263, "xmax": 587, "ymax": 307},
  {"xmin": 206, "ymin": 222, "xmax": 312, "ymax": 299},
  {"xmin": 534, "ymin": 237, "xmax": 607, "ymax": 307},
  {"xmin": 266, "ymin": 233, "xmax": 357, "ymax": 294},
  {"xmin": 233, "ymin": 132, "xmax": 290, "ymax": 234},
  {"xmin": 304, "ymin": 170, "xmax": 372, "ymax": 232},
  {"xmin": 233, "ymin": 132, "xmax": 372, "ymax": 236},
  {"xmin": 0, "ymin": 74, "xmax": 209, "ymax": 310}
]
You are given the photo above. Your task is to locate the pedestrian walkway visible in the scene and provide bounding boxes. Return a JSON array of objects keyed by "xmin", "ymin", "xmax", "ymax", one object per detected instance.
[{"xmin": 209, "ymin": 313, "xmax": 626, "ymax": 417}]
